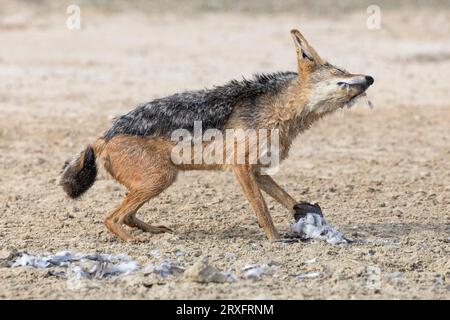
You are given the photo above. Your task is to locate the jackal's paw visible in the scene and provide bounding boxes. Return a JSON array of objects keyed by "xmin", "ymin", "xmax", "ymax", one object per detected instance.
[
  {"xmin": 125, "ymin": 217, "xmax": 172, "ymax": 234},
  {"xmin": 138, "ymin": 223, "xmax": 172, "ymax": 234},
  {"xmin": 151, "ymin": 225, "xmax": 173, "ymax": 234},
  {"xmin": 293, "ymin": 202, "xmax": 323, "ymax": 222}
]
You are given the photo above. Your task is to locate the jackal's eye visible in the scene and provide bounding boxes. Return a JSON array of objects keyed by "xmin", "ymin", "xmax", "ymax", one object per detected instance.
[{"xmin": 337, "ymin": 81, "xmax": 350, "ymax": 90}]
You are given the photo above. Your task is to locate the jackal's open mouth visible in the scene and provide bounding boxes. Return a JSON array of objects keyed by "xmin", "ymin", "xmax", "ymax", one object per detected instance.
[
  {"xmin": 347, "ymin": 92, "xmax": 368, "ymax": 109},
  {"xmin": 349, "ymin": 90, "xmax": 367, "ymax": 102},
  {"xmin": 338, "ymin": 82, "xmax": 369, "ymax": 108}
]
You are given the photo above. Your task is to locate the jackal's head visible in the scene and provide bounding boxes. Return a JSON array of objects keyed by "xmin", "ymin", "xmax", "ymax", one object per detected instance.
[{"xmin": 291, "ymin": 29, "xmax": 374, "ymax": 115}]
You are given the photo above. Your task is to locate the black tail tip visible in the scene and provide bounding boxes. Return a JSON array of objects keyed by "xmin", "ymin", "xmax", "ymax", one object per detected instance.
[{"xmin": 60, "ymin": 145, "xmax": 97, "ymax": 199}]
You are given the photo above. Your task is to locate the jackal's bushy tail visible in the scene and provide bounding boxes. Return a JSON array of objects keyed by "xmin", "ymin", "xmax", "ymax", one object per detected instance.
[{"xmin": 60, "ymin": 144, "xmax": 98, "ymax": 199}]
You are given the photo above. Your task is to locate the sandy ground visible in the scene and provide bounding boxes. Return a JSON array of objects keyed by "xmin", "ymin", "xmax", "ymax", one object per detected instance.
[{"xmin": 0, "ymin": 3, "xmax": 449, "ymax": 299}]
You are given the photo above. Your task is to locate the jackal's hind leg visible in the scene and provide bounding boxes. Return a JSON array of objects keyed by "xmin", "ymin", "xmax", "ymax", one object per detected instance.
[
  {"xmin": 104, "ymin": 195, "xmax": 141, "ymax": 241},
  {"xmin": 104, "ymin": 191, "xmax": 156, "ymax": 241},
  {"xmin": 105, "ymin": 187, "xmax": 174, "ymax": 241},
  {"xmin": 102, "ymin": 136, "xmax": 177, "ymax": 241},
  {"xmin": 122, "ymin": 171, "xmax": 177, "ymax": 235}
]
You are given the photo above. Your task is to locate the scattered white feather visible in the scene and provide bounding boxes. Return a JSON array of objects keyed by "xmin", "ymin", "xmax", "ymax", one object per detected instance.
[
  {"xmin": 12, "ymin": 253, "xmax": 50, "ymax": 268},
  {"xmin": 296, "ymin": 271, "xmax": 321, "ymax": 280},
  {"xmin": 148, "ymin": 250, "xmax": 161, "ymax": 259},
  {"xmin": 145, "ymin": 261, "xmax": 185, "ymax": 278},
  {"xmin": 106, "ymin": 261, "xmax": 139, "ymax": 276},
  {"xmin": 48, "ymin": 251, "xmax": 75, "ymax": 265},
  {"xmin": 9, "ymin": 251, "xmax": 139, "ymax": 279},
  {"xmin": 224, "ymin": 252, "xmax": 236, "ymax": 260},
  {"xmin": 303, "ymin": 258, "xmax": 317, "ymax": 264},
  {"xmin": 242, "ymin": 264, "xmax": 273, "ymax": 280}
]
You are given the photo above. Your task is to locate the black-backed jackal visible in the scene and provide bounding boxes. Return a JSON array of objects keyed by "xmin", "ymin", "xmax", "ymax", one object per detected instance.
[{"xmin": 61, "ymin": 29, "xmax": 374, "ymax": 241}]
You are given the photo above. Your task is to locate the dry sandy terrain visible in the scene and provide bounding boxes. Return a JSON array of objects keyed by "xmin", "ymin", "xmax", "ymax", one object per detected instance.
[{"xmin": 0, "ymin": 2, "xmax": 449, "ymax": 299}]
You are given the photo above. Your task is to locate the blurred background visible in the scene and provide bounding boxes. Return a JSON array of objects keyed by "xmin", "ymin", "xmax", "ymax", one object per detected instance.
[
  {"xmin": 1, "ymin": 0, "xmax": 449, "ymax": 108},
  {"xmin": 0, "ymin": 0, "xmax": 449, "ymax": 299}
]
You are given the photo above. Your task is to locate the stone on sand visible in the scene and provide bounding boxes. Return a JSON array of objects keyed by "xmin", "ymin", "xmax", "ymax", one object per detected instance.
[{"xmin": 184, "ymin": 257, "xmax": 228, "ymax": 283}]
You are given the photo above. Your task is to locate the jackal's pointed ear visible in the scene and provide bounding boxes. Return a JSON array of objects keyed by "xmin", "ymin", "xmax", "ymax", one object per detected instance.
[{"xmin": 290, "ymin": 29, "xmax": 324, "ymax": 66}]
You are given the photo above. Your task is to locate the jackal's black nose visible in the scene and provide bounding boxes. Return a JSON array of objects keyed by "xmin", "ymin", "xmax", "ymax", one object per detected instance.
[{"xmin": 365, "ymin": 76, "xmax": 374, "ymax": 86}]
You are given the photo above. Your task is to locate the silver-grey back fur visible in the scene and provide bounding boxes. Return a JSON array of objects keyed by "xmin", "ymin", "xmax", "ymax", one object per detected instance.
[{"xmin": 104, "ymin": 71, "xmax": 297, "ymax": 140}]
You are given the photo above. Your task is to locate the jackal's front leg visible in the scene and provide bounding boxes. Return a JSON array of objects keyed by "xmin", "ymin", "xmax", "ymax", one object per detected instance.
[
  {"xmin": 254, "ymin": 173, "xmax": 297, "ymax": 217},
  {"xmin": 255, "ymin": 172, "xmax": 324, "ymax": 223},
  {"xmin": 233, "ymin": 165, "xmax": 280, "ymax": 240}
]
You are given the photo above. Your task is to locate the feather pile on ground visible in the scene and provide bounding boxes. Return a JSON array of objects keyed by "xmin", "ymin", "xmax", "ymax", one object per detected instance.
[
  {"xmin": 6, "ymin": 251, "xmax": 140, "ymax": 279},
  {"xmin": 290, "ymin": 202, "xmax": 351, "ymax": 244}
]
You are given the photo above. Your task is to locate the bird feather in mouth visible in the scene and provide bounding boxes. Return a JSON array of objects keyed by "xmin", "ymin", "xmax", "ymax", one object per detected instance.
[{"xmin": 338, "ymin": 82, "xmax": 374, "ymax": 109}]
